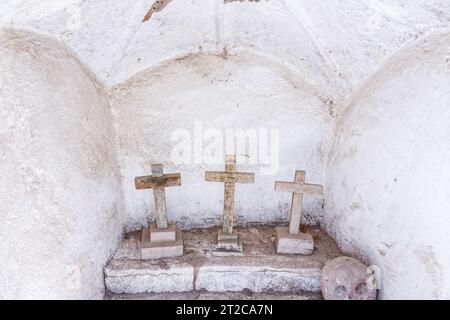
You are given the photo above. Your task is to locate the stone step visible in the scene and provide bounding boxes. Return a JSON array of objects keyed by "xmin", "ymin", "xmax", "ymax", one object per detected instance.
[
  {"xmin": 106, "ymin": 291, "xmax": 323, "ymax": 300},
  {"xmin": 104, "ymin": 226, "xmax": 341, "ymax": 296}
]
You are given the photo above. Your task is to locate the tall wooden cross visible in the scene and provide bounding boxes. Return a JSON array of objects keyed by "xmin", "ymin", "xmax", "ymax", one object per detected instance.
[
  {"xmin": 135, "ymin": 164, "xmax": 181, "ymax": 229},
  {"xmin": 275, "ymin": 171, "xmax": 323, "ymax": 235},
  {"xmin": 206, "ymin": 155, "xmax": 255, "ymax": 235}
]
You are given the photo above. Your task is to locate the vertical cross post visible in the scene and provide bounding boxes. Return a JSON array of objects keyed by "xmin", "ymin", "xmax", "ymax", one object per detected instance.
[
  {"xmin": 151, "ymin": 164, "xmax": 168, "ymax": 229},
  {"xmin": 206, "ymin": 155, "xmax": 255, "ymax": 236},
  {"xmin": 223, "ymin": 156, "xmax": 236, "ymax": 235},
  {"xmin": 289, "ymin": 170, "xmax": 305, "ymax": 235}
]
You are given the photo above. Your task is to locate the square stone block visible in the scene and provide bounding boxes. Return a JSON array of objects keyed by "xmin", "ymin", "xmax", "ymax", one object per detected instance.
[
  {"xmin": 141, "ymin": 226, "xmax": 184, "ymax": 260},
  {"xmin": 105, "ymin": 260, "xmax": 194, "ymax": 294},
  {"xmin": 217, "ymin": 229, "xmax": 238, "ymax": 241},
  {"xmin": 149, "ymin": 223, "xmax": 177, "ymax": 243},
  {"xmin": 275, "ymin": 227, "xmax": 314, "ymax": 256},
  {"xmin": 212, "ymin": 231, "xmax": 243, "ymax": 256}
]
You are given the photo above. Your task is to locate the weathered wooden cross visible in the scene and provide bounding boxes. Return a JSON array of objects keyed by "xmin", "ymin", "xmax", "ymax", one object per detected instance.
[
  {"xmin": 275, "ymin": 171, "xmax": 323, "ymax": 235},
  {"xmin": 135, "ymin": 164, "xmax": 181, "ymax": 229},
  {"xmin": 206, "ymin": 155, "xmax": 255, "ymax": 236}
]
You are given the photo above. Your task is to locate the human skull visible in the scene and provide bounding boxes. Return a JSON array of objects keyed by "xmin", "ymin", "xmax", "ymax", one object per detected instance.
[{"xmin": 321, "ymin": 256, "xmax": 377, "ymax": 300}]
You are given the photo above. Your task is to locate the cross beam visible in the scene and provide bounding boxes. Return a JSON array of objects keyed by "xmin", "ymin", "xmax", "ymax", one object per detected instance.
[
  {"xmin": 135, "ymin": 164, "xmax": 181, "ymax": 229},
  {"xmin": 206, "ymin": 155, "xmax": 255, "ymax": 235},
  {"xmin": 275, "ymin": 171, "xmax": 323, "ymax": 235}
]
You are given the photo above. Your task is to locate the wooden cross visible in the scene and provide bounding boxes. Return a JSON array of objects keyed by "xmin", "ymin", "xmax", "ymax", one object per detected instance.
[
  {"xmin": 206, "ymin": 155, "xmax": 255, "ymax": 235},
  {"xmin": 275, "ymin": 171, "xmax": 323, "ymax": 235},
  {"xmin": 135, "ymin": 164, "xmax": 181, "ymax": 229}
]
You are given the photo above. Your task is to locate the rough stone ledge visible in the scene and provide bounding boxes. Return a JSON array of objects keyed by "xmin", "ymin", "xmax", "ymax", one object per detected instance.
[
  {"xmin": 105, "ymin": 260, "xmax": 194, "ymax": 293},
  {"xmin": 195, "ymin": 258, "xmax": 322, "ymax": 293},
  {"xmin": 104, "ymin": 226, "xmax": 342, "ymax": 296},
  {"xmin": 106, "ymin": 291, "xmax": 323, "ymax": 300}
]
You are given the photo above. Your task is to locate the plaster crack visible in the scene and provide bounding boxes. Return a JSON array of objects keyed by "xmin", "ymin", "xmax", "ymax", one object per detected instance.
[{"xmin": 280, "ymin": 0, "xmax": 349, "ymax": 98}]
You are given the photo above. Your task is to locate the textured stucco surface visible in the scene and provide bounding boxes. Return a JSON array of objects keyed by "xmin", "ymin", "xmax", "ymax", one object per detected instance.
[
  {"xmin": 110, "ymin": 53, "xmax": 332, "ymax": 231},
  {"xmin": 1, "ymin": 1, "xmax": 450, "ymax": 300},
  {"xmin": 326, "ymin": 31, "xmax": 450, "ymax": 299},
  {"xmin": 0, "ymin": 29, "xmax": 123, "ymax": 299},
  {"xmin": 1, "ymin": 0, "xmax": 448, "ymax": 96}
]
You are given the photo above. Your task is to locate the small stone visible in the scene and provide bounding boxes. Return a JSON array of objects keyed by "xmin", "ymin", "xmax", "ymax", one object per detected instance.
[{"xmin": 321, "ymin": 256, "xmax": 377, "ymax": 300}]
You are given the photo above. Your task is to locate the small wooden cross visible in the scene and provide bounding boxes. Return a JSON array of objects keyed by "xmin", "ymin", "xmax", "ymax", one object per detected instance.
[
  {"xmin": 206, "ymin": 155, "xmax": 255, "ymax": 235},
  {"xmin": 275, "ymin": 171, "xmax": 323, "ymax": 235},
  {"xmin": 135, "ymin": 164, "xmax": 181, "ymax": 229}
]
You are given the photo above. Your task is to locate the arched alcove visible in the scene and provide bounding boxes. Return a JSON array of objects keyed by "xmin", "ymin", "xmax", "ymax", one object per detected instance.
[
  {"xmin": 110, "ymin": 52, "xmax": 333, "ymax": 231},
  {"xmin": 1, "ymin": 1, "xmax": 450, "ymax": 300}
]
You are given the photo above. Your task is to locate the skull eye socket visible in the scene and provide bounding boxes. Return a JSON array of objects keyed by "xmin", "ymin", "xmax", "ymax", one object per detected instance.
[
  {"xmin": 334, "ymin": 285, "xmax": 347, "ymax": 299},
  {"xmin": 355, "ymin": 283, "xmax": 368, "ymax": 296}
]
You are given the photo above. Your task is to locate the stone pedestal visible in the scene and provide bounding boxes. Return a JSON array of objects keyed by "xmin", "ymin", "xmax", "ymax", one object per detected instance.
[
  {"xmin": 149, "ymin": 223, "xmax": 177, "ymax": 242},
  {"xmin": 212, "ymin": 230, "xmax": 243, "ymax": 256},
  {"xmin": 275, "ymin": 227, "xmax": 314, "ymax": 255},
  {"xmin": 141, "ymin": 223, "xmax": 183, "ymax": 260}
]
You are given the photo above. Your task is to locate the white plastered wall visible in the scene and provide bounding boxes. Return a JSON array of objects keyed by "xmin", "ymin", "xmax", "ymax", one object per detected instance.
[
  {"xmin": 0, "ymin": 29, "xmax": 123, "ymax": 299},
  {"xmin": 325, "ymin": 31, "xmax": 450, "ymax": 299}
]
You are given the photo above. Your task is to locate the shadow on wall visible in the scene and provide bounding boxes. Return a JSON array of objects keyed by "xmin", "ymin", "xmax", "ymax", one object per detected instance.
[
  {"xmin": 325, "ymin": 29, "xmax": 450, "ymax": 299},
  {"xmin": 0, "ymin": 28, "xmax": 124, "ymax": 299}
]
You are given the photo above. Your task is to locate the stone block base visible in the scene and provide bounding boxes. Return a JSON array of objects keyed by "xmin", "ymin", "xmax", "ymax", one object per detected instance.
[
  {"xmin": 217, "ymin": 229, "xmax": 238, "ymax": 241},
  {"xmin": 275, "ymin": 227, "xmax": 314, "ymax": 255},
  {"xmin": 141, "ymin": 226, "xmax": 183, "ymax": 260},
  {"xmin": 149, "ymin": 223, "xmax": 176, "ymax": 243},
  {"xmin": 212, "ymin": 230, "xmax": 243, "ymax": 256},
  {"xmin": 195, "ymin": 257, "xmax": 321, "ymax": 293},
  {"xmin": 105, "ymin": 260, "xmax": 193, "ymax": 294}
]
